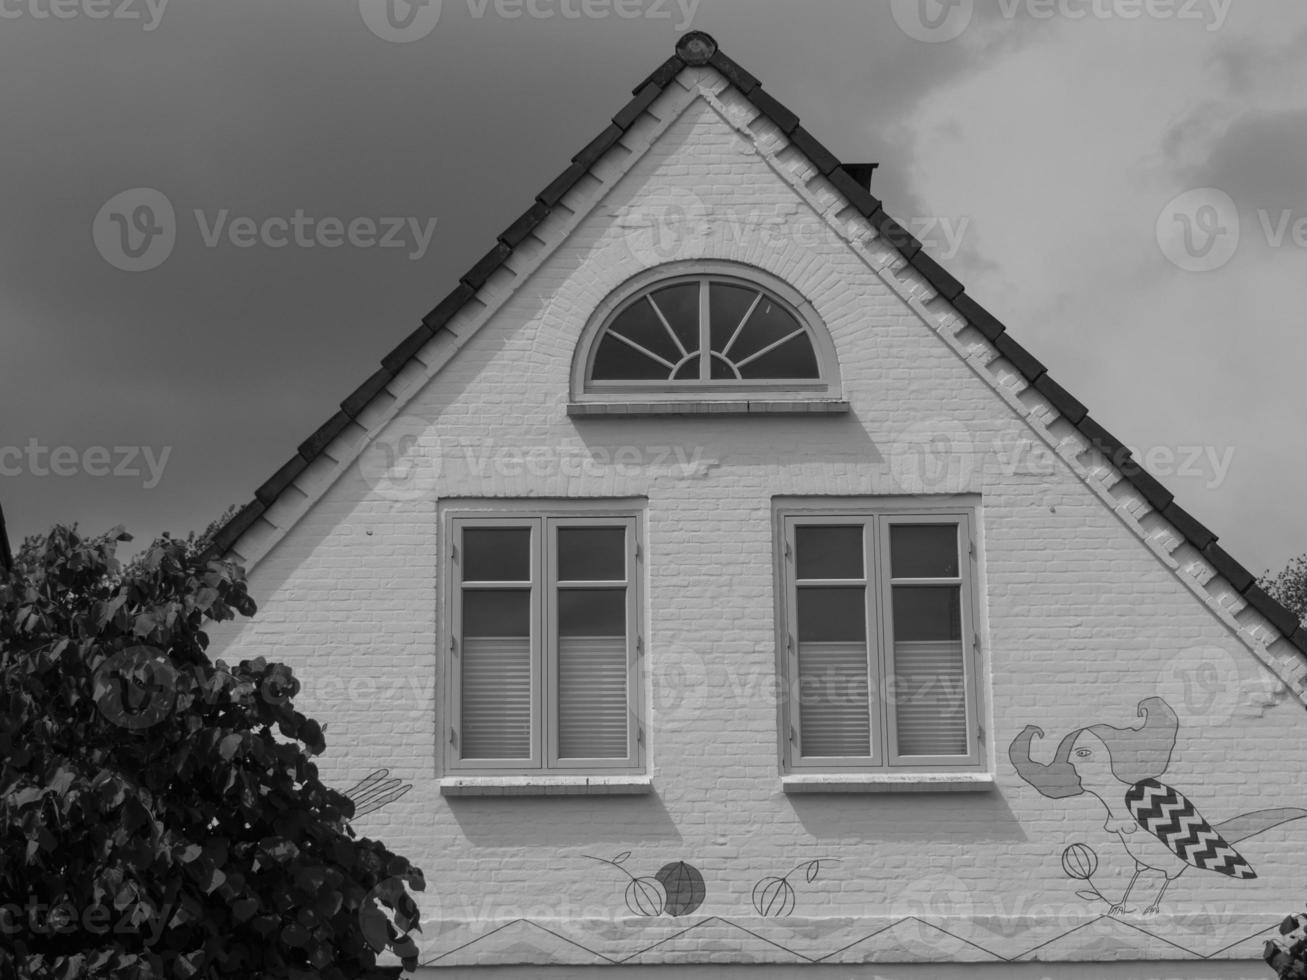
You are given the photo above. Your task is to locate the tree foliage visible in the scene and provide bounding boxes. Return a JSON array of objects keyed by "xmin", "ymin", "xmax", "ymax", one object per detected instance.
[
  {"xmin": 0, "ymin": 525, "xmax": 424, "ymax": 979},
  {"xmin": 1260, "ymin": 553, "xmax": 1307, "ymax": 631}
]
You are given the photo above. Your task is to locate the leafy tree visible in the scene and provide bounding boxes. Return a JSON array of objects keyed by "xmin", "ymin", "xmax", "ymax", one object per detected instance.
[
  {"xmin": 0, "ymin": 525, "xmax": 424, "ymax": 979},
  {"xmin": 1260, "ymin": 553, "xmax": 1307, "ymax": 631}
]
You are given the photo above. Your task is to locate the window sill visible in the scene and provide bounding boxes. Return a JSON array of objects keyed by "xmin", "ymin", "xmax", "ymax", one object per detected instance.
[
  {"xmin": 439, "ymin": 775, "xmax": 653, "ymax": 797},
  {"xmin": 567, "ymin": 399, "xmax": 850, "ymax": 417},
  {"xmin": 781, "ymin": 772, "xmax": 995, "ymax": 794}
]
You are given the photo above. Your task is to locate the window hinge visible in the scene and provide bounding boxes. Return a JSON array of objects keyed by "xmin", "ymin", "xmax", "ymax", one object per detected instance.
[
  {"xmin": 451, "ymin": 635, "xmax": 458, "ymax": 655},
  {"xmin": 785, "ymin": 633, "xmax": 793, "ymax": 653},
  {"xmin": 636, "ymin": 635, "xmax": 644, "ymax": 657},
  {"xmin": 789, "ymin": 726, "xmax": 797, "ymax": 744},
  {"xmin": 973, "ymin": 633, "xmax": 980, "ymax": 654},
  {"xmin": 451, "ymin": 542, "xmax": 458, "ymax": 562},
  {"xmin": 638, "ymin": 725, "xmax": 646, "ymax": 745},
  {"xmin": 977, "ymin": 724, "xmax": 985, "ymax": 744},
  {"xmin": 784, "ymin": 540, "xmax": 792, "ymax": 560},
  {"xmin": 450, "ymin": 728, "xmax": 458, "ymax": 748},
  {"xmin": 969, "ymin": 539, "xmax": 976, "ymax": 557},
  {"xmin": 634, "ymin": 542, "xmax": 641, "ymax": 560}
]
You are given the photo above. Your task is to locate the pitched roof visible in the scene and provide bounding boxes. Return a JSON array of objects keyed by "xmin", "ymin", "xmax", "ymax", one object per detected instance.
[{"xmin": 200, "ymin": 31, "xmax": 1307, "ymax": 687}]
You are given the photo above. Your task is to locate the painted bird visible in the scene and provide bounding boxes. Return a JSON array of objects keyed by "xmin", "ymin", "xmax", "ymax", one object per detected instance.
[{"xmin": 1010, "ymin": 697, "xmax": 1307, "ymax": 916}]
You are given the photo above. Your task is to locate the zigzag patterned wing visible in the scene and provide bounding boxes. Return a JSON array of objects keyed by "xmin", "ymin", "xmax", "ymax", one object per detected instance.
[{"xmin": 1125, "ymin": 778, "xmax": 1256, "ymax": 879}]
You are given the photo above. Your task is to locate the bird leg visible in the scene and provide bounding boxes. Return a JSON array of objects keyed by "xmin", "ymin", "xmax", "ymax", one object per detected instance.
[
  {"xmin": 1142, "ymin": 872, "xmax": 1179, "ymax": 916},
  {"xmin": 1110, "ymin": 866, "xmax": 1144, "ymax": 917}
]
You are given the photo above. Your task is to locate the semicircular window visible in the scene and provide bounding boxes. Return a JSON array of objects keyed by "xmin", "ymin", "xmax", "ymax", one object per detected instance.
[{"xmin": 589, "ymin": 277, "xmax": 823, "ymax": 385}]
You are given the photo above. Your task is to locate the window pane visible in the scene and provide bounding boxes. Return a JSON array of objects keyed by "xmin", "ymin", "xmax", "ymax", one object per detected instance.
[
  {"xmin": 592, "ymin": 333, "xmax": 672, "ymax": 380},
  {"xmin": 463, "ymin": 528, "xmax": 531, "ymax": 582},
  {"xmin": 891, "ymin": 586, "xmax": 967, "ymax": 757},
  {"xmin": 796, "ymin": 586, "xmax": 866, "ymax": 642},
  {"xmin": 558, "ymin": 588, "xmax": 626, "ymax": 636},
  {"xmin": 738, "ymin": 332, "xmax": 820, "ymax": 379},
  {"xmin": 557, "ymin": 587, "xmax": 628, "ymax": 760},
  {"xmin": 795, "ymin": 526, "xmax": 863, "ymax": 580},
  {"xmin": 592, "ymin": 298, "xmax": 682, "ymax": 380},
  {"xmin": 708, "ymin": 283, "xmax": 759, "ymax": 354},
  {"xmin": 890, "ymin": 524, "xmax": 960, "ymax": 579},
  {"xmin": 798, "ymin": 640, "xmax": 871, "ymax": 757},
  {"xmin": 557, "ymin": 635, "xmax": 628, "ymax": 759},
  {"xmin": 460, "ymin": 588, "xmax": 531, "ymax": 760},
  {"xmin": 649, "ymin": 282, "xmax": 700, "ymax": 354},
  {"xmin": 891, "ymin": 586, "xmax": 962, "ymax": 642},
  {"xmin": 462, "ymin": 589, "xmax": 530, "ymax": 637},
  {"xmin": 558, "ymin": 526, "xmax": 625, "ymax": 581}
]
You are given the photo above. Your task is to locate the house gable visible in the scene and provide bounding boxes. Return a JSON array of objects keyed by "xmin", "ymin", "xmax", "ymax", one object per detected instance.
[{"xmin": 203, "ymin": 31, "xmax": 1307, "ymax": 706}]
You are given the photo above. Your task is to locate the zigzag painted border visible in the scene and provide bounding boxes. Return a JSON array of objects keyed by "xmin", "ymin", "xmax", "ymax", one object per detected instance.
[{"xmin": 417, "ymin": 913, "xmax": 1282, "ymax": 967}]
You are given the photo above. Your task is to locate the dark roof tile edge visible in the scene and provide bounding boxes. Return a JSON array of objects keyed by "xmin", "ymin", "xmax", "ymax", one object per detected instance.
[
  {"xmin": 341, "ymin": 367, "xmax": 396, "ymax": 420},
  {"xmin": 207, "ymin": 500, "xmax": 266, "ymax": 557},
  {"xmin": 255, "ymin": 455, "xmax": 310, "ymax": 507},
  {"xmin": 1244, "ymin": 584, "xmax": 1303, "ymax": 639}
]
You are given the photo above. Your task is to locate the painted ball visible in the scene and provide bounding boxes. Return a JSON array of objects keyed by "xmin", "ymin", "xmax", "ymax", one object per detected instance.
[{"xmin": 655, "ymin": 861, "xmax": 706, "ymax": 917}]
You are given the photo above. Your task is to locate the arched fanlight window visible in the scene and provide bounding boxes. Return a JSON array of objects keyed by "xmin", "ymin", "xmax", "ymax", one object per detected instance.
[{"xmin": 587, "ymin": 275, "xmax": 828, "ymax": 386}]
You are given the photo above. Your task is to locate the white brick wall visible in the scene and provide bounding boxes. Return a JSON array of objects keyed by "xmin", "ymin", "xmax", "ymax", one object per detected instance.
[{"xmin": 207, "ymin": 69, "xmax": 1305, "ymax": 975}]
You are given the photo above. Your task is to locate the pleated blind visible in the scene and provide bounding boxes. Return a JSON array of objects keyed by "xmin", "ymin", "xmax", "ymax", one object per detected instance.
[
  {"xmin": 460, "ymin": 636, "xmax": 532, "ymax": 759},
  {"xmin": 797, "ymin": 640, "xmax": 871, "ymax": 757},
  {"xmin": 557, "ymin": 635, "xmax": 628, "ymax": 759}
]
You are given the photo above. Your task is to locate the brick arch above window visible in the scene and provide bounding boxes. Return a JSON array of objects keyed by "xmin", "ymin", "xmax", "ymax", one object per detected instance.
[{"xmin": 568, "ymin": 261, "xmax": 846, "ymax": 416}]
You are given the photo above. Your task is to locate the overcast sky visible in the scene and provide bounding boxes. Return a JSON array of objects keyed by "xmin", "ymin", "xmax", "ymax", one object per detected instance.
[{"xmin": 1, "ymin": 0, "xmax": 1304, "ymax": 576}]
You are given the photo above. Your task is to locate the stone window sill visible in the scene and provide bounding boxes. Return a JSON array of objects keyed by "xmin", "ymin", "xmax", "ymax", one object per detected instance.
[
  {"xmin": 439, "ymin": 775, "xmax": 652, "ymax": 797},
  {"xmin": 567, "ymin": 399, "xmax": 850, "ymax": 417},
  {"xmin": 781, "ymin": 772, "xmax": 995, "ymax": 794}
]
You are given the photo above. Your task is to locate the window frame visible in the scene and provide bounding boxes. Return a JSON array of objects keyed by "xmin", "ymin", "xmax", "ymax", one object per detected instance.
[
  {"xmin": 571, "ymin": 260, "xmax": 843, "ymax": 405},
  {"xmin": 775, "ymin": 498, "xmax": 985, "ymax": 775},
  {"xmin": 444, "ymin": 504, "xmax": 644, "ymax": 777}
]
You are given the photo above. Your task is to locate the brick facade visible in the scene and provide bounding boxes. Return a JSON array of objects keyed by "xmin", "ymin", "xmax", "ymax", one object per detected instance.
[{"xmin": 206, "ymin": 50, "xmax": 1307, "ymax": 977}]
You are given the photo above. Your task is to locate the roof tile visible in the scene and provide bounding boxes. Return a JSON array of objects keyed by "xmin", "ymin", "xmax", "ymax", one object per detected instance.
[
  {"xmin": 572, "ymin": 124, "xmax": 625, "ymax": 170},
  {"xmin": 827, "ymin": 166, "xmax": 883, "ymax": 218},
  {"xmin": 908, "ymin": 249, "xmax": 965, "ymax": 301},
  {"xmin": 341, "ymin": 367, "xmax": 396, "ymax": 420},
  {"xmin": 1244, "ymin": 584, "xmax": 1302, "ymax": 638},
  {"xmin": 1160, "ymin": 502, "xmax": 1217, "ymax": 551},
  {"xmin": 381, "ymin": 323, "xmax": 436, "ymax": 374},
  {"xmin": 1033, "ymin": 375, "xmax": 1087, "ymax": 424},
  {"xmin": 870, "ymin": 210, "xmax": 922, "ymax": 258},
  {"xmin": 1125, "ymin": 467, "xmax": 1174, "ymax": 513},
  {"xmin": 994, "ymin": 332, "xmax": 1047, "ymax": 382},
  {"xmin": 1201, "ymin": 541, "xmax": 1255, "ymax": 593},
  {"xmin": 789, "ymin": 126, "xmax": 842, "ymax": 176},
  {"xmin": 745, "ymin": 88, "xmax": 800, "ymax": 134},
  {"xmin": 422, "ymin": 283, "xmax": 478, "ymax": 330},
  {"xmin": 255, "ymin": 455, "xmax": 309, "ymax": 506},
  {"xmin": 460, "ymin": 242, "xmax": 513, "ymax": 292},
  {"xmin": 707, "ymin": 50, "xmax": 760, "ymax": 93},
  {"xmin": 536, "ymin": 161, "xmax": 591, "ymax": 208},
  {"xmin": 613, "ymin": 81, "xmax": 663, "ymax": 130},
  {"xmin": 498, "ymin": 201, "xmax": 553, "ymax": 249},
  {"xmin": 297, "ymin": 410, "xmax": 353, "ymax": 463},
  {"xmin": 631, "ymin": 54, "xmax": 684, "ymax": 95},
  {"xmin": 209, "ymin": 500, "xmax": 266, "ymax": 555},
  {"xmin": 951, "ymin": 293, "xmax": 1006, "ymax": 342}
]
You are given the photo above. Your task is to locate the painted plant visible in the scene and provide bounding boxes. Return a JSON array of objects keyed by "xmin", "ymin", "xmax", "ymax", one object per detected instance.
[
  {"xmin": 752, "ymin": 859, "xmax": 837, "ymax": 917},
  {"xmin": 585, "ymin": 852, "xmax": 706, "ymax": 918},
  {"xmin": 1010, "ymin": 696, "xmax": 1307, "ymax": 915}
]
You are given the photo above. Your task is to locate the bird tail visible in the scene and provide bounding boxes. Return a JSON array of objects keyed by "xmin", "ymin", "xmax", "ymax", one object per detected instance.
[{"xmin": 1214, "ymin": 807, "xmax": 1307, "ymax": 845}]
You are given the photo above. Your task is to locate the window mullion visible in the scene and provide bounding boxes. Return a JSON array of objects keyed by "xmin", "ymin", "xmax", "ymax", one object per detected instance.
[
  {"xmin": 698, "ymin": 278, "xmax": 710, "ymax": 381},
  {"xmin": 870, "ymin": 517, "xmax": 889, "ymax": 769},
  {"xmin": 538, "ymin": 517, "xmax": 549, "ymax": 771}
]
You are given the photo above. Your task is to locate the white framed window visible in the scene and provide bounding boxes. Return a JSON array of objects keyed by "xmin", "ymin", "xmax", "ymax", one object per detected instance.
[
  {"xmin": 570, "ymin": 260, "xmax": 843, "ymax": 410},
  {"xmin": 445, "ymin": 506, "xmax": 643, "ymax": 775},
  {"xmin": 776, "ymin": 499, "xmax": 984, "ymax": 773}
]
